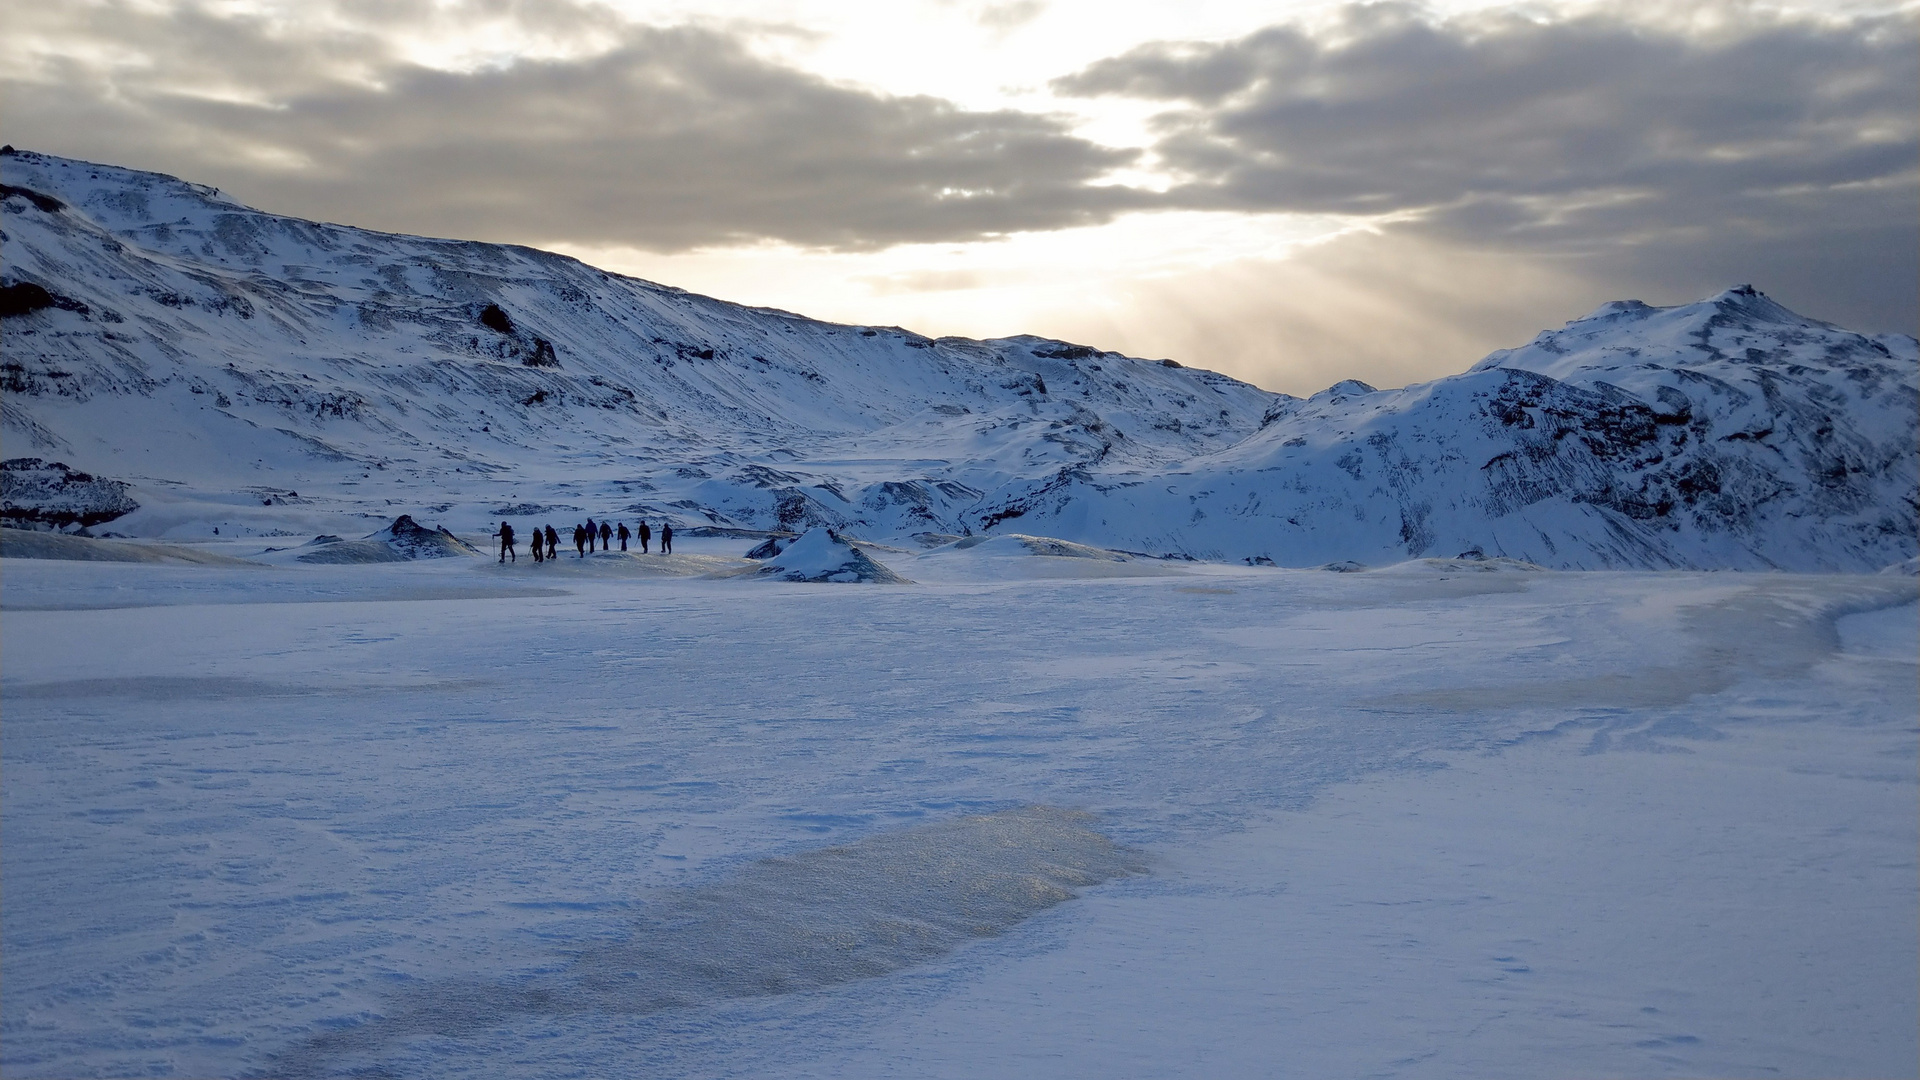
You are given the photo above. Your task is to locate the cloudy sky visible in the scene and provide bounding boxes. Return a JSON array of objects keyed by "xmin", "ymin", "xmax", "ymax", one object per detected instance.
[{"xmin": 4, "ymin": 0, "xmax": 1914, "ymax": 394}]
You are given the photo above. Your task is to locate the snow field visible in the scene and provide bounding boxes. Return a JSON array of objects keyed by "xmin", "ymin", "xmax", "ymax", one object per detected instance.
[{"xmin": 1, "ymin": 557, "xmax": 1914, "ymax": 1077}]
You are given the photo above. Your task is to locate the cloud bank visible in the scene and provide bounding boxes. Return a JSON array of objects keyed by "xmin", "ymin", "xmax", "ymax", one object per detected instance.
[
  {"xmin": 2, "ymin": 1, "xmax": 1142, "ymax": 250},
  {"xmin": 2, "ymin": 0, "xmax": 1913, "ymax": 386},
  {"xmin": 1057, "ymin": 1, "xmax": 1918, "ymax": 337}
]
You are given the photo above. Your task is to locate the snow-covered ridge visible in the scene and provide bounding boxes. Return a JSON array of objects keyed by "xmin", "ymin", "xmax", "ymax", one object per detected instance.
[{"xmin": 2, "ymin": 149, "xmax": 1914, "ymax": 570}]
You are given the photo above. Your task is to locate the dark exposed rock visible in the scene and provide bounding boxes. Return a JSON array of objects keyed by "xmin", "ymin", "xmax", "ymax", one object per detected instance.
[
  {"xmin": 1032, "ymin": 342, "xmax": 1100, "ymax": 361},
  {"xmin": 0, "ymin": 280, "xmax": 89, "ymax": 318},
  {"xmin": 0, "ymin": 458, "xmax": 138, "ymax": 529},
  {"xmin": 0, "ymin": 282, "xmax": 55, "ymax": 317},
  {"xmin": 479, "ymin": 303, "xmax": 515, "ymax": 334},
  {"xmin": 0, "ymin": 184, "xmax": 64, "ymax": 213}
]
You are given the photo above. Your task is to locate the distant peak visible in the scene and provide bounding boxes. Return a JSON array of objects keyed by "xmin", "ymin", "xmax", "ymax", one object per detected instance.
[
  {"xmin": 1582, "ymin": 299, "xmax": 1654, "ymax": 322},
  {"xmin": 1706, "ymin": 284, "xmax": 1778, "ymax": 311},
  {"xmin": 1312, "ymin": 379, "xmax": 1377, "ymax": 400},
  {"xmin": 1565, "ymin": 286, "xmax": 1811, "ymax": 332},
  {"xmin": 1700, "ymin": 284, "xmax": 1809, "ymax": 325}
]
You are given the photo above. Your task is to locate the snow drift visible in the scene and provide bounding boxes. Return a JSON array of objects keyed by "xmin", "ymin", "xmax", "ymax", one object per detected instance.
[
  {"xmin": 2, "ymin": 149, "xmax": 1913, "ymax": 569},
  {"xmin": 0, "ymin": 526, "xmax": 256, "ymax": 565}
]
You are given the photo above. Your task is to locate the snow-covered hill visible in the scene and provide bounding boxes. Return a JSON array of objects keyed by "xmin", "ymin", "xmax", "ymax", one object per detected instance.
[
  {"xmin": 992, "ymin": 287, "xmax": 1919, "ymax": 569},
  {"xmin": 2, "ymin": 149, "xmax": 1914, "ymax": 569}
]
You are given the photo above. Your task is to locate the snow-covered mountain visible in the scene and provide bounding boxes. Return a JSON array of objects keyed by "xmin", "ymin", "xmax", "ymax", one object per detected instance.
[
  {"xmin": 3, "ymin": 149, "xmax": 1914, "ymax": 569},
  {"xmin": 992, "ymin": 287, "xmax": 1918, "ymax": 569}
]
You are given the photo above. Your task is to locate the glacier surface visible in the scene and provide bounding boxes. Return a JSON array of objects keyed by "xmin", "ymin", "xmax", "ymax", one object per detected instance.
[{"xmin": 0, "ymin": 552, "xmax": 1913, "ymax": 1077}]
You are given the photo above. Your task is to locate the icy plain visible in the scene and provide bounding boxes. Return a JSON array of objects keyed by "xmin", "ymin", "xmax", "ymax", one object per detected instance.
[{"xmin": 2, "ymin": 545, "xmax": 1914, "ymax": 1078}]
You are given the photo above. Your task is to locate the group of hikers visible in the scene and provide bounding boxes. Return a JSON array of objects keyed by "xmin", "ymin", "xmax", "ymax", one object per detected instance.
[{"xmin": 493, "ymin": 517, "xmax": 672, "ymax": 563}]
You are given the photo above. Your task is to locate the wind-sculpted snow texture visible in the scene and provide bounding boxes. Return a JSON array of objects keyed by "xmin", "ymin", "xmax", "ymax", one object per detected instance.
[
  {"xmin": 3, "ymin": 149, "xmax": 1914, "ymax": 569},
  {"xmin": 2, "ymin": 557, "xmax": 1914, "ymax": 1078},
  {"xmin": 271, "ymin": 806, "xmax": 1136, "ymax": 1078}
]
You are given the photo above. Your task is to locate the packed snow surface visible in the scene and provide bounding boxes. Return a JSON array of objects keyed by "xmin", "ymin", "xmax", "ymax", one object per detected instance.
[
  {"xmin": 3, "ymin": 150, "xmax": 1914, "ymax": 569},
  {"xmin": 2, "ymin": 544, "xmax": 1914, "ymax": 1078}
]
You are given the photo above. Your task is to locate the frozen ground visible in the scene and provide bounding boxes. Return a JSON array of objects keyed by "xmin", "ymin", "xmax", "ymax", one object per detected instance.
[{"xmin": 1, "ymin": 547, "xmax": 1915, "ymax": 1078}]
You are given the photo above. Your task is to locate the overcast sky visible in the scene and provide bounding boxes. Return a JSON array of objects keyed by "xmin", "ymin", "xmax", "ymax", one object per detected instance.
[{"xmin": 4, "ymin": 0, "xmax": 1913, "ymax": 394}]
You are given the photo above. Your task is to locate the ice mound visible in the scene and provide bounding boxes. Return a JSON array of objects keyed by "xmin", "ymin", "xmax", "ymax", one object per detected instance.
[
  {"xmin": 950, "ymin": 533, "xmax": 1131, "ymax": 561},
  {"xmin": 0, "ymin": 457, "xmax": 138, "ymax": 530},
  {"xmin": 1880, "ymin": 555, "xmax": 1919, "ymax": 576},
  {"xmin": 294, "ymin": 515, "xmax": 479, "ymax": 563},
  {"xmin": 1381, "ymin": 553, "xmax": 1549, "ymax": 574},
  {"xmin": 273, "ymin": 807, "xmax": 1137, "ymax": 1076},
  {"xmin": 746, "ymin": 527, "xmax": 909, "ymax": 583},
  {"xmin": 913, "ymin": 531, "xmax": 1187, "ymax": 582}
]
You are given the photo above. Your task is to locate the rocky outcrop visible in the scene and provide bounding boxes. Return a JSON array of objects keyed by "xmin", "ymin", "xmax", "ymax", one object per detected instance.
[{"xmin": 0, "ymin": 458, "xmax": 138, "ymax": 529}]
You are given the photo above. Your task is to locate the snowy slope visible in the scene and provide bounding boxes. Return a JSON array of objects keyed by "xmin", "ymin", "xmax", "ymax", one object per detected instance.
[
  {"xmin": 975, "ymin": 289, "xmax": 1918, "ymax": 569},
  {"xmin": 0, "ymin": 150, "xmax": 1270, "ymax": 544},
  {"xmin": 2, "ymin": 149, "xmax": 1914, "ymax": 569}
]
